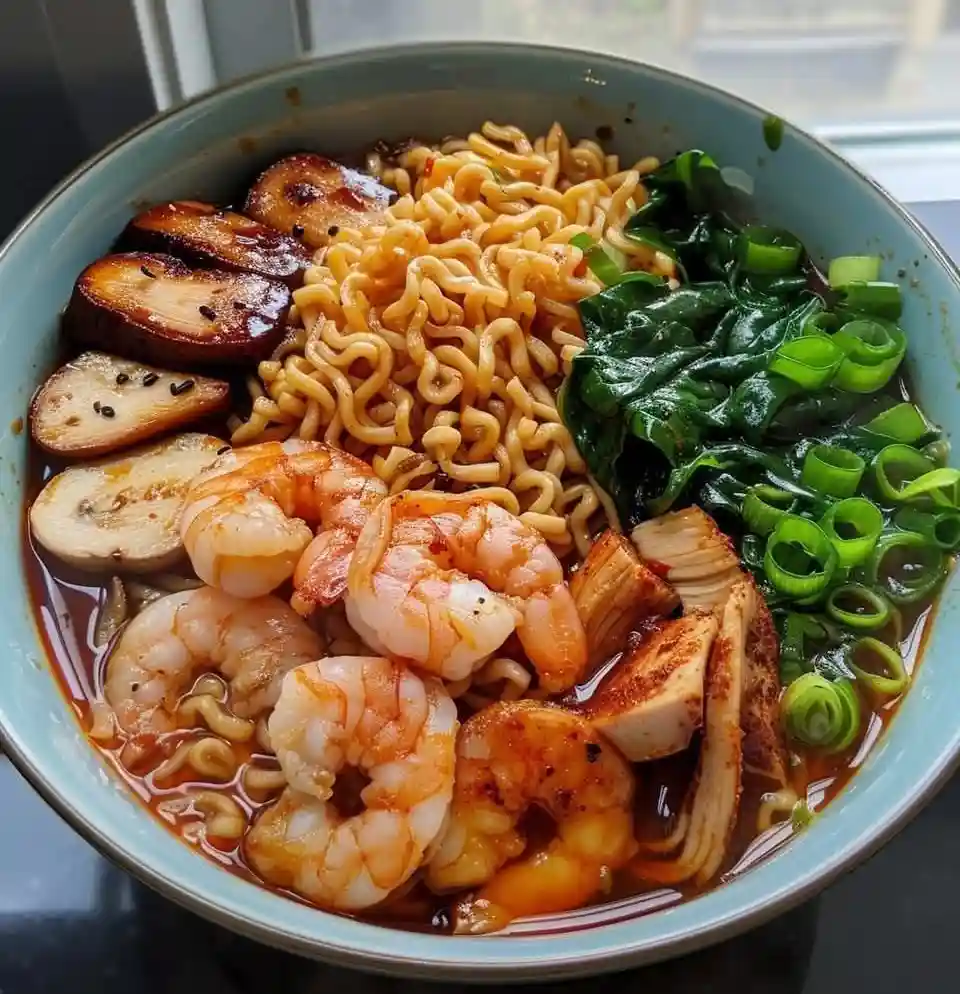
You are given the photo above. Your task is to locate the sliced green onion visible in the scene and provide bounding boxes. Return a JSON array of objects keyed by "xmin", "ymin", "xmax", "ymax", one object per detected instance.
[
  {"xmin": 873, "ymin": 444, "xmax": 960, "ymax": 506},
  {"xmin": 765, "ymin": 516, "xmax": 838, "ymax": 599},
  {"xmin": 570, "ymin": 232, "xmax": 623, "ymax": 286},
  {"xmin": 832, "ymin": 319, "xmax": 906, "ymax": 393},
  {"xmin": 801, "ymin": 444, "xmax": 865, "ymax": 499},
  {"xmin": 894, "ymin": 506, "xmax": 960, "ymax": 551},
  {"xmin": 837, "ymin": 281, "xmax": 903, "ymax": 320},
  {"xmin": 847, "ymin": 637, "xmax": 909, "ymax": 698},
  {"xmin": 861, "ymin": 403, "xmax": 933, "ymax": 445},
  {"xmin": 737, "ymin": 225, "xmax": 802, "ymax": 275},
  {"xmin": 768, "ymin": 335, "xmax": 844, "ymax": 389},
  {"xmin": 819, "ymin": 497, "xmax": 883, "ymax": 567},
  {"xmin": 826, "ymin": 584, "xmax": 891, "ymax": 630},
  {"xmin": 828, "ymin": 255, "xmax": 881, "ymax": 289},
  {"xmin": 802, "ymin": 311, "xmax": 840, "ymax": 337},
  {"xmin": 743, "ymin": 485, "xmax": 795, "ymax": 537},
  {"xmin": 781, "ymin": 673, "xmax": 861, "ymax": 753},
  {"xmin": 867, "ymin": 530, "xmax": 947, "ymax": 605},
  {"xmin": 922, "ymin": 438, "xmax": 951, "ymax": 467},
  {"xmin": 791, "ymin": 800, "xmax": 815, "ymax": 831}
]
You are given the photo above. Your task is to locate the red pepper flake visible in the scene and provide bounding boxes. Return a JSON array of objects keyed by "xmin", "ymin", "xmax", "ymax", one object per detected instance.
[
  {"xmin": 423, "ymin": 156, "xmax": 436, "ymax": 178},
  {"xmin": 574, "ymin": 259, "xmax": 588, "ymax": 278}
]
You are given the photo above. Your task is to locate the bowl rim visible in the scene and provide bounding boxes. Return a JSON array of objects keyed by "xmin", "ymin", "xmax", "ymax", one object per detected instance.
[{"xmin": 3, "ymin": 38, "xmax": 960, "ymax": 981}]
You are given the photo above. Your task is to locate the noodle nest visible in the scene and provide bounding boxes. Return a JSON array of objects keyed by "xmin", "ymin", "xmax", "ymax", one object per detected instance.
[{"xmin": 231, "ymin": 121, "xmax": 674, "ymax": 557}]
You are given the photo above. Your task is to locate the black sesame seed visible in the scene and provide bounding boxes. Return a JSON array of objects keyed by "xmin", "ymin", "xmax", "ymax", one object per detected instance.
[
  {"xmin": 100, "ymin": 405, "xmax": 116, "ymax": 418},
  {"xmin": 141, "ymin": 265, "xmax": 156, "ymax": 279},
  {"xmin": 198, "ymin": 304, "xmax": 216, "ymax": 320},
  {"xmin": 142, "ymin": 372, "xmax": 159, "ymax": 387},
  {"xmin": 216, "ymin": 445, "xmax": 231, "ymax": 455},
  {"xmin": 170, "ymin": 379, "xmax": 195, "ymax": 396},
  {"xmin": 115, "ymin": 373, "xmax": 130, "ymax": 385},
  {"xmin": 327, "ymin": 225, "xmax": 339, "ymax": 236},
  {"xmin": 130, "ymin": 682, "xmax": 140, "ymax": 692},
  {"xmin": 93, "ymin": 401, "xmax": 101, "ymax": 413},
  {"xmin": 585, "ymin": 742, "xmax": 602, "ymax": 763},
  {"xmin": 292, "ymin": 223, "xmax": 305, "ymax": 238}
]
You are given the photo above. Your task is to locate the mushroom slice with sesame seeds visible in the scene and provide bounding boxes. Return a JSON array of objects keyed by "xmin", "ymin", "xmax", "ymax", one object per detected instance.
[
  {"xmin": 29, "ymin": 352, "xmax": 230, "ymax": 458},
  {"xmin": 29, "ymin": 433, "xmax": 223, "ymax": 572},
  {"xmin": 120, "ymin": 201, "xmax": 310, "ymax": 288},
  {"xmin": 63, "ymin": 252, "xmax": 291, "ymax": 367}
]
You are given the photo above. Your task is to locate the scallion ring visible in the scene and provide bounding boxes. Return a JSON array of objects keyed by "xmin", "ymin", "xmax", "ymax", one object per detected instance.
[
  {"xmin": 801, "ymin": 444, "xmax": 865, "ymax": 499},
  {"xmin": 737, "ymin": 225, "xmax": 802, "ymax": 275},
  {"xmin": 768, "ymin": 335, "xmax": 844, "ymax": 389},
  {"xmin": 828, "ymin": 255, "xmax": 881, "ymax": 289},
  {"xmin": 847, "ymin": 637, "xmax": 909, "ymax": 698},
  {"xmin": 837, "ymin": 280, "xmax": 903, "ymax": 321},
  {"xmin": 825, "ymin": 583, "xmax": 891, "ymax": 631},
  {"xmin": 570, "ymin": 232, "xmax": 624, "ymax": 286},
  {"xmin": 765, "ymin": 516, "xmax": 838, "ymax": 600},
  {"xmin": 873, "ymin": 444, "xmax": 960, "ymax": 506},
  {"xmin": 819, "ymin": 498, "xmax": 883, "ymax": 567},
  {"xmin": 832, "ymin": 319, "xmax": 906, "ymax": 393},
  {"xmin": 894, "ymin": 506, "xmax": 960, "ymax": 551},
  {"xmin": 867, "ymin": 530, "xmax": 947, "ymax": 605},
  {"xmin": 781, "ymin": 673, "xmax": 862, "ymax": 753},
  {"xmin": 861, "ymin": 403, "xmax": 932, "ymax": 445},
  {"xmin": 743, "ymin": 485, "xmax": 795, "ymax": 537}
]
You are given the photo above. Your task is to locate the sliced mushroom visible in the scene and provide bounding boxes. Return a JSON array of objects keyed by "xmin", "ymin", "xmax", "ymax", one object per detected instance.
[
  {"xmin": 632, "ymin": 578, "xmax": 756, "ymax": 886},
  {"xmin": 29, "ymin": 432, "xmax": 223, "ymax": 572},
  {"xmin": 63, "ymin": 253, "xmax": 291, "ymax": 367},
  {"xmin": 631, "ymin": 506, "xmax": 742, "ymax": 612},
  {"xmin": 245, "ymin": 153, "xmax": 392, "ymax": 248},
  {"xmin": 121, "ymin": 201, "xmax": 311, "ymax": 288},
  {"xmin": 581, "ymin": 611, "xmax": 719, "ymax": 762},
  {"xmin": 570, "ymin": 530, "xmax": 679, "ymax": 669},
  {"xmin": 29, "ymin": 351, "xmax": 230, "ymax": 458}
]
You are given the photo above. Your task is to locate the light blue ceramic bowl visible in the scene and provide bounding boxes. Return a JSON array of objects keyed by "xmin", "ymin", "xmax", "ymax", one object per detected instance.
[{"xmin": 1, "ymin": 41, "xmax": 958, "ymax": 982}]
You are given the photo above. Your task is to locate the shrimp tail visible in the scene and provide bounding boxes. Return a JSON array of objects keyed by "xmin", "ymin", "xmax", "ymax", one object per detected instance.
[{"xmin": 292, "ymin": 529, "xmax": 357, "ymax": 615}]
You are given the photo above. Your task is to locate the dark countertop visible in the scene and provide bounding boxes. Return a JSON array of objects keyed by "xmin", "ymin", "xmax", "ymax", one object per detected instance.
[{"xmin": 2, "ymin": 199, "xmax": 957, "ymax": 993}]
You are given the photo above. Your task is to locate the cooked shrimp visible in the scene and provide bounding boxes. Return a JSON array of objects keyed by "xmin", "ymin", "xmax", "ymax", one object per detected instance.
[
  {"xmin": 346, "ymin": 492, "xmax": 588, "ymax": 692},
  {"xmin": 426, "ymin": 700, "xmax": 636, "ymax": 933},
  {"xmin": 180, "ymin": 440, "xmax": 387, "ymax": 605},
  {"xmin": 245, "ymin": 656, "xmax": 457, "ymax": 910},
  {"xmin": 104, "ymin": 586, "xmax": 324, "ymax": 744}
]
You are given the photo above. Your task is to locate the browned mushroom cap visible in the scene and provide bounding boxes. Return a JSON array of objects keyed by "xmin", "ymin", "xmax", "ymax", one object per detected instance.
[
  {"xmin": 244, "ymin": 153, "xmax": 392, "ymax": 248},
  {"xmin": 63, "ymin": 252, "xmax": 291, "ymax": 367},
  {"xmin": 120, "ymin": 201, "xmax": 310, "ymax": 288}
]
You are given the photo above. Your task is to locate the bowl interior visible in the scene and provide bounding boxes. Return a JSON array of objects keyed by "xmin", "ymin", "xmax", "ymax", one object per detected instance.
[{"xmin": 1, "ymin": 42, "xmax": 959, "ymax": 980}]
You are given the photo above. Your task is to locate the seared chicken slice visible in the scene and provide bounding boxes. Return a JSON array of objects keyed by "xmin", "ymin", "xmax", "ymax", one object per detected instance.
[
  {"xmin": 581, "ymin": 611, "xmax": 718, "ymax": 761},
  {"xmin": 633, "ymin": 578, "xmax": 756, "ymax": 886},
  {"xmin": 632, "ymin": 507, "xmax": 741, "ymax": 612},
  {"xmin": 30, "ymin": 351, "xmax": 230, "ymax": 458},
  {"xmin": 244, "ymin": 153, "xmax": 392, "ymax": 249},
  {"xmin": 742, "ymin": 597, "xmax": 788, "ymax": 785},
  {"xmin": 121, "ymin": 201, "xmax": 311, "ymax": 288},
  {"xmin": 570, "ymin": 530, "xmax": 680, "ymax": 668},
  {"xmin": 64, "ymin": 253, "xmax": 291, "ymax": 367}
]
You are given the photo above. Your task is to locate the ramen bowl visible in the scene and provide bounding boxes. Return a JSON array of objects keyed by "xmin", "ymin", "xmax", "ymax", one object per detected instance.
[{"xmin": 1, "ymin": 41, "xmax": 959, "ymax": 981}]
